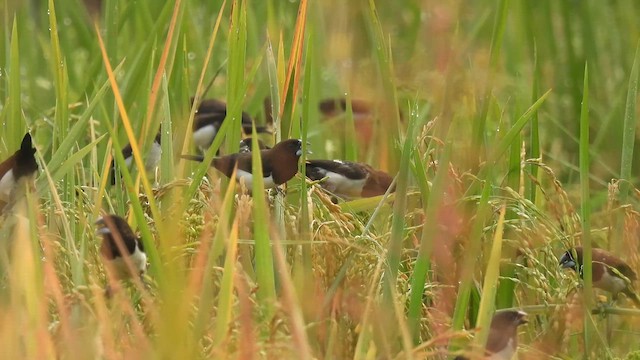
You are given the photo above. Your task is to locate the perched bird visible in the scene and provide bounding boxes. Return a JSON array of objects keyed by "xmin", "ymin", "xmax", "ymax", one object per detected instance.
[
  {"xmin": 95, "ymin": 214, "xmax": 147, "ymax": 281},
  {"xmin": 305, "ymin": 160, "xmax": 394, "ymax": 199},
  {"xmin": 455, "ymin": 310, "xmax": 528, "ymax": 360},
  {"xmin": 239, "ymin": 137, "xmax": 271, "ymax": 153},
  {"xmin": 0, "ymin": 133, "xmax": 38, "ymax": 206},
  {"xmin": 192, "ymin": 98, "xmax": 270, "ymax": 153},
  {"xmin": 109, "ymin": 132, "xmax": 162, "ymax": 185},
  {"xmin": 181, "ymin": 139, "xmax": 304, "ymax": 190},
  {"xmin": 559, "ymin": 246, "xmax": 640, "ymax": 307}
]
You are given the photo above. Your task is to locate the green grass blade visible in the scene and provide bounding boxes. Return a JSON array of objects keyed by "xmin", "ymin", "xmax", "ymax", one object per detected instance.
[
  {"xmin": 407, "ymin": 139, "xmax": 452, "ymax": 340},
  {"xmin": 473, "ymin": 204, "xmax": 506, "ymax": 352},
  {"xmin": 471, "ymin": 0, "xmax": 509, "ymax": 165},
  {"xmin": 251, "ymin": 128, "xmax": 276, "ymax": 310},
  {"xmin": 225, "ymin": 0, "xmax": 248, "ymax": 155},
  {"xmin": 213, "ymin": 219, "xmax": 240, "ymax": 347},
  {"xmin": 615, "ymin": 41, "xmax": 640, "ymax": 252},
  {"xmin": 579, "ymin": 63, "xmax": 595, "ymax": 353},
  {"xmin": 449, "ymin": 179, "xmax": 492, "ymax": 353},
  {"xmin": 7, "ymin": 17, "xmax": 21, "ymax": 145},
  {"xmin": 527, "ymin": 41, "xmax": 541, "ymax": 204}
]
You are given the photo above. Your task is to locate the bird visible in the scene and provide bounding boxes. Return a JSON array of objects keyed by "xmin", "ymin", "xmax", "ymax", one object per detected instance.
[
  {"xmin": 0, "ymin": 132, "xmax": 38, "ymax": 207},
  {"xmin": 109, "ymin": 132, "xmax": 162, "ymax": 185},
  {"xmin": 95, "ymin": 214, "xmax": 147, "ymax": 281},
  {"xmin": 181, "ymin": 138, "xmax": 304, "ymax": 190},
  {"xmin": 239, "ymin": 137, "xmax": 271, "ymax": 153},
  {"xmin": 304, "ymin": 160, "xmax": 394, "ymax": 199},
  {"xmin": 191, "ymin": 98, "xmax": 270, "ymax": 153},
  {"xmin": 455, "ymin": 310, "xmax": 528, "ymax": 360},
  {"xmin": 559, "ymin": 246, "xmax": 640, "ymax": 307}
]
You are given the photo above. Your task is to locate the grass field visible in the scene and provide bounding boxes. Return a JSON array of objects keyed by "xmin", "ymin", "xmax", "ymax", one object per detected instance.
[{"xmin": 1, "ymin": 0, "xmax": 640, "ymax": 358}]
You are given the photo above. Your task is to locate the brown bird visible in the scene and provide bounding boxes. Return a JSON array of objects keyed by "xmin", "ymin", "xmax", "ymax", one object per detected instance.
[
  {"xmin": 192, "ymin": 98, "xmax": 270, "ymax": 153},
  {"xmin": 95, "ymin": 214, "xmax": 147, "ymax": 281},
  {"xmin": 455, "ymin": 310, "xmax": 528, "ymax": 360},
  {"xmin": 559, "ymin": 246, "xmax": 640, "ymax": 307},
  {"xmin": 0, "ymin": 133, "xmax": 38, "ymax": 207},
  {"xmin": 305, "ymin": 160, "xmax": 394, "ymax": 199},
  {"xmin": 181, "ymin": 139, "xmax": 304, "ymax": 191}
]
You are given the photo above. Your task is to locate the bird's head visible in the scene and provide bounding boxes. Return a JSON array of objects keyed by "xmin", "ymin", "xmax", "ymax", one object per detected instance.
[{"xmin": 559, "ymin": 248, "xmax": 582, "ymax": 272}]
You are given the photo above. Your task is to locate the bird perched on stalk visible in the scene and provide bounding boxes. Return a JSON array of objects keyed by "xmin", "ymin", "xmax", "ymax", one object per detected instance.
[
  {"xmin": 0, "ymin": 133, "xmax": 38, "ymax": 210},
  {"xmin": 191, "ymin": 98, "xmax": 270, "ymax": 153},
  {"xmin": 181, "ymin": 138, "xmax": 304, "ymax": 191},
  {"xmin": 454, "ymin": 310, "xmax": 528, "ymax": 360},
  {"xmin": 109, "ymin": 132, "xmax": 162, "ymax": 185},
  {"xmin": 559, "ymin": 246, "xmax": 640, "ymax": 307},
  {"xmin": 305, "ymin": 159, "xmax": 394, "ymax": 199},
  {"xmin": 95, "ymin": 214, "xmax": 147, "ymax": 296}
]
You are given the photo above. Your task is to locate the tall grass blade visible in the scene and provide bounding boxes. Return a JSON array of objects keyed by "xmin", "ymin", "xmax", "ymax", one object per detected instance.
[
  {"xmin": 527, "ymin": 42, "xmax": 541, "ymax": 204},
  {"xmin": 213, "ymin": 219, "xmax": 240, "ymax": 347},
  {"xmin": 7, "ymin": 18, "xmax": 20, "ymax": 145},
  {"xmin": 615, "ymin": 41, "xmax": 640, "ymax": 252},
  {"xmin": 579, "ymin": 62, "xmax": 596, "ymax": 354},
  {"xmin": 473, "ymin": 204, "xmax": 506, "ymax": 352},
  {"xmin": 471, "ymin": 0, "xmax": 509, "ymax": 165},
  {"xmin": 225, "ymin": 0, "xmax": 248, "ymax": 155},
  {"xmin": 407, "ymin": 139, "xmax": 452, "ymax": 340},
  {"xmin": 251, "ymin": 128, "xmax": 276, "ymax": 310}
]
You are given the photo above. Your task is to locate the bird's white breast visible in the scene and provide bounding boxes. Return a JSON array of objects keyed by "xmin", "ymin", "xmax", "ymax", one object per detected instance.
[
  {"xmin": 600, "ymin": 269, "xmax": 628, "ymax": 294},
  {"xmin": 236, "ymin": 169, "xmax": 276, "ymax": 190},
  {"xmin": 193, "ymin": 125, "xmax": 217, "ymax": 152},
  {"xmin": 109, "ymin": 244, "xmax": 147, "ymax": 280},
  {"xmin": 145, "ymin": 142, "xmax": 162, "ymax": 171},
  {"xmin": 488, "ymin": 338, "xmax": 516, "ymax": 360},
  {"xmin": 320, "ymin": 170, "xmax": 367, "ymax": 198},
  {"xmin": 0, "ymin": 169, "xmax": 16, "ymax": 203}
]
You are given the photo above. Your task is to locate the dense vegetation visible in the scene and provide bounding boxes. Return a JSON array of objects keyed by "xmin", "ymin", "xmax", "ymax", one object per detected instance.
[{"xmin": 1, "ymin": 0, "xmax": 640, "ymax": 358}]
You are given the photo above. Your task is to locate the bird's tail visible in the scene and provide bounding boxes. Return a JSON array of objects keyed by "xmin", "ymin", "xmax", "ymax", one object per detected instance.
[
  {"xmin": 623, "ymin": 288, "xmax": 640, "ymax": 308},
  {"xmin": 180, "ymin": 154, "xmax": 206, "ymax": 162}
]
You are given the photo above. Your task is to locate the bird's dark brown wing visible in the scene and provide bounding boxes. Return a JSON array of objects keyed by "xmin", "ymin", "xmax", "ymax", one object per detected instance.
[
  {"xmin": 306, "ymin": 160, "xmax": 369, "ymax": 180},
  {"xmin": 592, "ymin": 248, "xmax": 637, "ymax": 281},
  {"xmin": 361, "ymin": 169, "xmax": 394, "ymax": 197},
  {"xmin": 211, "ymin": 153, "xmax": 251, "ymax": 178}
]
